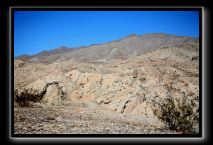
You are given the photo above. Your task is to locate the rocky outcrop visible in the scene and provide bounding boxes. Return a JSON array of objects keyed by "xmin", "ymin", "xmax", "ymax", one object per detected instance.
[
  {"xmin": 14, "ymin": 35, "xmax": 199, "ymax": 134},
  {"xmin": 14, "ymin": 81, "xmax": 67, "ymax": 107}
]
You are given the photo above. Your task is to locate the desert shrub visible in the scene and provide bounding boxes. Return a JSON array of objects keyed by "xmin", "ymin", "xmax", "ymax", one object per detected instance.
[
  {"xmin": 152, "ymin": 96, "xmax": 199, "ymax": 134},
  {"xmin": 191, "ymin": 55, "xmax": 199, "ymax": 61}
]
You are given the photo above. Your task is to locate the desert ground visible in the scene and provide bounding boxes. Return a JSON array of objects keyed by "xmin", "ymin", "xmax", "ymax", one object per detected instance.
[{"xmin": 14, "ymin": 34, "xmax": 199, "ymax": 134}]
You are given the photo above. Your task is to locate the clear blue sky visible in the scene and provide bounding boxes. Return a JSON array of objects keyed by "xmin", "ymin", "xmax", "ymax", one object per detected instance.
[{"xmin": 14, "ymin": 11, "xmax": 199, "ymax": 57}]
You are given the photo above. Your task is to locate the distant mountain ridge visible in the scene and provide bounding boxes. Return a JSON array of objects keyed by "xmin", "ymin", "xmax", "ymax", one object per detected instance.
[
  {"xmin": 16, "ymin": 33, "xmax": 199, "ymax": 63},
  {"xmin": 34, "ymin": 46, "xmax": 71, "ymax": 57},
  {"xmin": 16, "ymin": 46, "xmax": 70, "ymax": 59}
]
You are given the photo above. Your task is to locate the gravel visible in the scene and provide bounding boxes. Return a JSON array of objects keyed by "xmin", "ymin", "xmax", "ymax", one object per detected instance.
[{"xmin": 14, "ymin": 102, "xmax": 180, "ymax": 134}]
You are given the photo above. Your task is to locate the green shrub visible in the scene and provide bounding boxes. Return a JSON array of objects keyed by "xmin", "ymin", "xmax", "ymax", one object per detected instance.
[{"xmin": 152, "ymin": 96, "xmax": 199, "ymax": 134}]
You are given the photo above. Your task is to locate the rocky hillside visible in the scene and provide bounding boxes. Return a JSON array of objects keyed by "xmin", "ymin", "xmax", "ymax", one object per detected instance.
[
  {"xmin": 16, "ymin": 33, "xmax": 198, "ymax": 63},
  {"xmin": 14, "ymin": 33, "xmax": 199, "ymax": 134}
]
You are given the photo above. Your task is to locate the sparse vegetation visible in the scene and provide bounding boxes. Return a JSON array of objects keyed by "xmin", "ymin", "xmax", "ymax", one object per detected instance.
[
  {"xmin": 152, "ymin": 96, "xmax": 199, "ymax": 134},
  {"xmin": 14, "ymin": 34, "xmax": 199, "ymax": 134}
]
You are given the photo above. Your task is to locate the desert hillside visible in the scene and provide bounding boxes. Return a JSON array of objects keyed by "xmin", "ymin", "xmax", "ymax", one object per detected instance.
[{"xmin": 14, "ymin": 34, "xmax": 199, "ymax": 134}]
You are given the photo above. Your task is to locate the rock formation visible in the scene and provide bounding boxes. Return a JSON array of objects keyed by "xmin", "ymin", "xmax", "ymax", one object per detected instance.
[{"xmin": 14, "ymin": 34, "xmax": 199, "ymax": 134}]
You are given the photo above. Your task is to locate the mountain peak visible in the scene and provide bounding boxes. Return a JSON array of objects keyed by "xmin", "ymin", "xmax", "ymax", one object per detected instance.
[
  {"xmin": 123, "ymin": 33, "xmax": 138, "ymax": 39},
  {"xmin": 127, "ymin": 33, "xmax": 138, "ymax": 37},
  {"xmin": 15, "ymin": 33, "xmax": 198, "ymax": 63}
]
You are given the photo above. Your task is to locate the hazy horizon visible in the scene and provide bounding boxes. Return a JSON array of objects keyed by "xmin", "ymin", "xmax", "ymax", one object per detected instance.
[
  {"xmin": 15, "ymin": 32, "xmax": 199, "ymax": 57},
  {"xmin": 14, "ymin": 11, "xmax": 199, "ymax": 57}
]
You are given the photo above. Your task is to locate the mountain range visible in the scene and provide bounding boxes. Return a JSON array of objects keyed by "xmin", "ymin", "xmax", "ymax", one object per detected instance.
[
  {"xmin": 14, "ymin": 33, "xmax": 199, "ymax": 134},
  {"xmin": 16, "ymin": 33, "xmax": 198, "ymax": 63}
]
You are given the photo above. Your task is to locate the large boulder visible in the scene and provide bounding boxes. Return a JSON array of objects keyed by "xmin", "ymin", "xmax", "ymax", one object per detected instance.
[{"xmin": 14, "ymin": 79, "xmax": 67, "ymax": 107}]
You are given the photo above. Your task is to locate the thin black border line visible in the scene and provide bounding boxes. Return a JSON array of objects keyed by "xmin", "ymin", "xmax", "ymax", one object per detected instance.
[
  {"xmin": 199, "ymin": 8, "xmax": 202, "ymax": 139},
  {"xmin": 202, "ymin": 7, "xmax": 207, "ymax": 141},
  {"xmin": 10, "ymin": 6, "xmax": 203, "ymax": 140},
  {"xmin": 11, "ymin": 7, "xmax": 202, "ymax": 11},
  {"xmin": 11, "ymin": 7, "xmax": 14, "ymax": 137},
  {"xmin": 10, "ymin": 6, "xmax": 203, "ymax": 8}
]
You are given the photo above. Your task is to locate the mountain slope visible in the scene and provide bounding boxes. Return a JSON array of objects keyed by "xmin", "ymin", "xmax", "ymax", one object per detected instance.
[
  {"xmin": 14, "ymin": 33, "xmax": 199, "ymax": 134},
  {"xmin": 16, "ymin": 33, "xmax": 198, "ymax": 63}
]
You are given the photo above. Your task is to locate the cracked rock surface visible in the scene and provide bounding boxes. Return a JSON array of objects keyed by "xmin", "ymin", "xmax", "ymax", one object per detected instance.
[{"xmin": 14, "ymin": 34, "xmax": 199, "ymax": 134}]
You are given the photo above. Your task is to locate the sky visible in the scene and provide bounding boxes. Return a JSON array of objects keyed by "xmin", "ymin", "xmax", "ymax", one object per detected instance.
[{"xmin": 14, "ymin": 11, "xmax": 199, "ymax": 57}]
